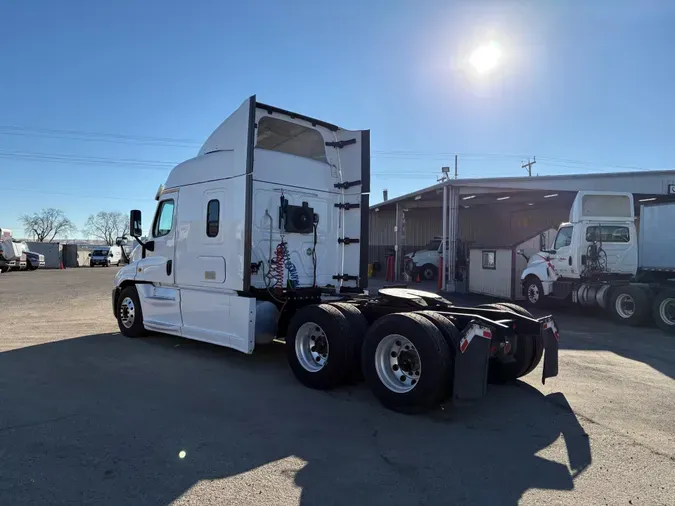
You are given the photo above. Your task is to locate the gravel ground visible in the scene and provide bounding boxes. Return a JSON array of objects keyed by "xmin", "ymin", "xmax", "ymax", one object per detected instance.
[{"xmin": 0, "ymin": 268, "xmax": 673, "ymax": 506}]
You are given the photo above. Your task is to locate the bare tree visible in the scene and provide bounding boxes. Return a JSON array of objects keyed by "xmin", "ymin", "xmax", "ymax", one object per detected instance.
[
  {"xmin": 20, "ymin": 208, "xmax": 76, "ymax": 242},
  {"xmin": 83, "ymin": 211, "xmax": 129, "ymax": 246}
]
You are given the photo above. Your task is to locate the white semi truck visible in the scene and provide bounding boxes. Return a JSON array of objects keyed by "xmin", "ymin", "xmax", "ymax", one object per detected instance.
[
  {"xmin": 112, "ymin": 96, "xmax": 560, "ymax": 413},
  {"xmin": 521, "ymin": 191, "xmax": 675, "ymax": 333}
]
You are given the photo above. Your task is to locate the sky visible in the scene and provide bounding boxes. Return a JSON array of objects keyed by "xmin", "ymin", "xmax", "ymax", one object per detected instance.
[{"xmin": 2, "ymin": 0, "xmax": 675, "ymax": 238}]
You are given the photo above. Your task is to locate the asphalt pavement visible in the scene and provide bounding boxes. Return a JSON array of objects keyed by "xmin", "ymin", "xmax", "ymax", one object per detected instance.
[{"xmin": 0, "ymin": 268, "xmax": 673, "ymax": 505}]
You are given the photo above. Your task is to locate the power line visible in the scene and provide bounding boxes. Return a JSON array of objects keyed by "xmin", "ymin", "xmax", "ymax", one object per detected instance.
[
  {"xmin": 0, "ymin": 125, "xmax": 201, "ymax": 147},
  {"xmin": 0, "ymin": 125, "xmax": 665, "ymax": 172},
  {"xmin": 0, "ymin": 151, "xmax": 177, "ymax": 170},
  {"xmin": 5, "ymin": 187, "xmax": 149, "ymax": 201}
]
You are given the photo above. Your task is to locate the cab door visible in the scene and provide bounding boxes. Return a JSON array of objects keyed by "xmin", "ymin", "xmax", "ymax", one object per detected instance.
[
  {"xmin": 550, "ymin": 225, "xmax": 574, "ymax": 278},
  {"xmin": 135, "ymin": 191, "xmax": 183, "ymax": 334}
]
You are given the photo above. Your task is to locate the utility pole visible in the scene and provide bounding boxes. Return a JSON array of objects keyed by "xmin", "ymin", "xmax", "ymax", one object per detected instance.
[
  {"xmin": 522, "ymin": 156, "xmax": 536, "ymax": 177},
  {"xmin": 454, "ymin": 154, "xmax": 458, "ymax": 179}
]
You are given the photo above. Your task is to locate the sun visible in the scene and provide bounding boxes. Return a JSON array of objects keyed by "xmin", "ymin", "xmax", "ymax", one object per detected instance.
[{"xmin": 469, "ymin": 42, "xmax": 502, "ymax": 74}]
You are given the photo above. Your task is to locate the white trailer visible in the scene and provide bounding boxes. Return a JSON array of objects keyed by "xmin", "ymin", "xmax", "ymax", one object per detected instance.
[
  {"xmin": 521, "ymin": 191, "xmax": 675, "ymax": 333},
  {"xmin": 112, "ymin": 97, "xmax": 560, "ymax": 413}
]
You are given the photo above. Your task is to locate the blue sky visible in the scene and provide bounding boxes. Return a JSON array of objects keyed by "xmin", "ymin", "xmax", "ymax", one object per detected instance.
[{"xmin": 2, "ymin": 0, "xmax": 675, "ymax": 237}]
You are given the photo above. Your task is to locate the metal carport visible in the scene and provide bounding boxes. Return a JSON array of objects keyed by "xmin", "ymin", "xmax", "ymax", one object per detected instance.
[{"xmin": 369, "ymin": 169, "xmax": 675, "ymax": 293}]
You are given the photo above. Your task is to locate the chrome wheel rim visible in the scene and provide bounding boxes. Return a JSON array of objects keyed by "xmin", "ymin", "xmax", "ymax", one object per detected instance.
[
  {"xmin": 295, "ymin": 322, "xmax": 328, "ymax": 372},
  {"xmin": 119, "ymin": 296, "xmax": 136, "ymax": 328},
  {"xmin": 659, "ymin": 298, "xmax": 675, "ymax": 326},
  {"xmin": 374, "ymin": 334, "xmax": 420, "ymax": 393},
  {"xmin": 528, "ymin": 284, "xmax": 540, "ymax": 304},
  {"xmin": 424, "ymin": 268, "xmax": 434, "ymax": 280},
  {"xmin": 615, "ymin": 293, "xmax": 635, "ymax": 318}
]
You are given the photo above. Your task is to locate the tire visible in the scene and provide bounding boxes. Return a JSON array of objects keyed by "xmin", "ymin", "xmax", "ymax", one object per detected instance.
[
  {"xmin": 651, "ymin": 289, "xmax": 675, "ymax": 335},
  {"xmin": 420, "ymin": 264, "xmax": 438, "ymax": 281},
  {"xmin": 609, "ymin": 285, "xmax": 649, "ymax": 326},
  {"xmin": 362, "ymin": 312, "xmax": 450, "ymax": 413},
  {"xmin": 416, "ymin": 311, "xmax": 459, "ymax": 399},
  {"xmin": 116, "ymin": 285, "xmax": 147, "ymax": 338},
  {"xmin": 90, "ymin": 261, "xmax": 94, "ymax": 268},
  {"xmin": 523, "ymin": 276, "xmax": 544, "ymax": 307},
  {"xmin": 329, "ymin": 302, "xmax": 369, "ymax": 382},
  {"xmin": 478, "ymin": 303, "xmax": 536, "ymax": 383},
  {"xmin": 490, "ymin": 303, "xmax": 543, "ymax": 378},
  {"xmin": 286, "ymin": 304, "xmax": 355, "ymax": 390},
  {"xmin": 493, "ymin": 302, "xmax": 533, "ymax": 318}
]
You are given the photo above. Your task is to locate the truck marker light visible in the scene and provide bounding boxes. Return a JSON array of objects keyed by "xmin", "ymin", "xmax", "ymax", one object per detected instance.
[{"xmin": 481, "ymin": 329, "xmax": 492, "ymax": 339}]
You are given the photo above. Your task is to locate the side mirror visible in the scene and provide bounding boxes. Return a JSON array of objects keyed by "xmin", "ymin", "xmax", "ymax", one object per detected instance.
[
  {"xmin": 88, "ymin": 253, "xmax": 91, "ymax": 257},
  {"xmin": 130, "ymin": 210, "xmax": 142, "ymax": 237}
]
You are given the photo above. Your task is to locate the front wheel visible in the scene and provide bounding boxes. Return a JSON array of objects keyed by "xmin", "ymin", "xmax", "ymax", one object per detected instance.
[
  {"xmin": 420, "ymin": 264, "xmax": 438, "ymax": 281},
  {"xmin": 116, "ymin": 286, "xmax": 147, "ymax": 337},
  {"xmin": 524, "ymin": 276, "xmax": 545, "ymax": 307}
]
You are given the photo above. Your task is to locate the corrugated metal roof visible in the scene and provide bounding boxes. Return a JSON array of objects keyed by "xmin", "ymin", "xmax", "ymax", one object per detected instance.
[{"xmin": 371, "ymin": 169, "xmax": 675, "ymax": 209}]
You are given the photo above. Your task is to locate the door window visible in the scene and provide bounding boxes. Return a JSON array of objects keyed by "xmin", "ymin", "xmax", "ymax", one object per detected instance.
[
  {"xmin": 554, "ymin": 226, "xmax": 573, "ymax": 250},
  {"xmin": 206, "ymin": 199, "xmax": 220, "ymax": 237},
  {"xmin": 153, "ymin": 199, "xmax": 175, "ymax": 237}
]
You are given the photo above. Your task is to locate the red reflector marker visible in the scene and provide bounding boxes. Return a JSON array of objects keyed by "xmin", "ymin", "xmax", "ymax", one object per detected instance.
[
  {"xmin": 482, "ymin": 329, "xmax": 492, "ymax": 339},
  {"xmin": 504, "ymin": 342, "xmax": 512, "ymax": 354}
]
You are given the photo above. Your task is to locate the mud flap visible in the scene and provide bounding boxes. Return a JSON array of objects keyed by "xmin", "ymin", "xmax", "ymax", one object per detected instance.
[
  {"xmin": 452, "ymin": 323, "xmax": 492, "ymax": 403},
  {"xmin": 541, "ymin": 318, "xmax": 559, "ymax": 384}
]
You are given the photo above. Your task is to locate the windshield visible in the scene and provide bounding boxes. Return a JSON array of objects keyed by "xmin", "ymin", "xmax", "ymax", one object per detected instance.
[{"xmin": 92, "ymin": 249, "xmax": 109, "ymax": 256}]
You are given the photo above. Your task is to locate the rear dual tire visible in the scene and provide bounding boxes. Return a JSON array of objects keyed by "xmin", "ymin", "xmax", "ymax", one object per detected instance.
[
  {"xmin": 287, "ymin": 305, "xmax": 454, "ymax": 413},
  {"xmin": 286, "ymin": 304, "xmax": 360, "ymax": 390},
  {"xmin": 608, "ymin": 285, "xmax": 649, "ymax": 326},
  {"xmin": 652, "ymin": 289, "xmax": 675, "ymax": 335},
  {"xmin": 478, "ymin": 303, "xmax": 541, "ymax": 383},
  {"xmin": 362, "ymin": 313, "xmax": 451, "ymax": 413}
]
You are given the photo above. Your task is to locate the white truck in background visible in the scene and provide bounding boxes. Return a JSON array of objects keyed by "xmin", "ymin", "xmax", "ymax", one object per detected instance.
[
  {"xmin": 111, "ymin": 96, "xmax": 561, "ymax": 414},
  {"xmin": 0, "ymin": 229, "xmax": 27, "ymax": 272},
  {"xmin": 521, "ymin": 191, "xmax": 675, "ymax": 334}
]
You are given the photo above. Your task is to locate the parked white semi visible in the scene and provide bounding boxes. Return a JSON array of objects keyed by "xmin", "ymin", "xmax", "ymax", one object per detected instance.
[
  {"xmin": 521, "ymin": 191, "xmax": 675, "ymax": 333},
  {"xmin": 112, "ymin": 97, "xmax": 560, "ymax": 413}
]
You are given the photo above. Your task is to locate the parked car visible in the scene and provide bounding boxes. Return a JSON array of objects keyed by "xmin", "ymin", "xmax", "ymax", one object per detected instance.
[{"xmin": 89, "ymin": 246, "xmax": 123, "ymax": 267}]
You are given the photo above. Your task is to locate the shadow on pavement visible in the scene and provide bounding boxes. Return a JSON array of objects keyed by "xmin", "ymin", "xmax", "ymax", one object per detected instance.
[{"xmin": 0, "ymin": 333, "xmax": 591, "ymax": 506}]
